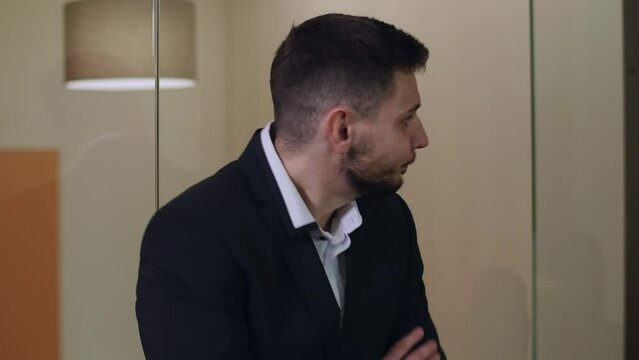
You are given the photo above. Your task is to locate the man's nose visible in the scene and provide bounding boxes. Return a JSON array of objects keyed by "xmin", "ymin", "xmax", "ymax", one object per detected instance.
[{"xmin": 412, "ymin": 117, "xmax": 428, "ymax": 149}]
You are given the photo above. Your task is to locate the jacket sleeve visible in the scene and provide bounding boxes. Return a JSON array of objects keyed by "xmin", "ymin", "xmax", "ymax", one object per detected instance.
[
  {"xmin": 389, "ymin": 197, "xmax": 447, "ymax": 359},
  {"xmin": 135, "ymin": 210, "xmax": 252, "ymax": 359}
]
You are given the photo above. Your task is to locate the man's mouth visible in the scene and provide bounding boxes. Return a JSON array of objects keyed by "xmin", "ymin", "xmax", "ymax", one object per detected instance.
[
  {"xmin": 404, "ymin": 155, "xmax": 416, "ymax": 167},
  {"xmin": 399, "ymin": 154, "xmax": 417, "ymax": 174}
]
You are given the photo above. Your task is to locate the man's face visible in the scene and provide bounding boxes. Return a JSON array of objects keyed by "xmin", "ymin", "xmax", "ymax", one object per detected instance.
[{"xmin": 344, "ymin": 70, "xmax": 428, "ymax": 197}]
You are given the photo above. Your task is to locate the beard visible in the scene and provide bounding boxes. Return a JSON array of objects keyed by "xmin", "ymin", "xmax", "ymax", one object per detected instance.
[{"xmin": 344, "ymin": 140, "xmax": 410, "ymax": 198}]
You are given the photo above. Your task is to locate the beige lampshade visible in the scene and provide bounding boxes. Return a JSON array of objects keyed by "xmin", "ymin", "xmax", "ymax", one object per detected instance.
[{"xmin": 65, "ymin": 0, "xmax": 195, "ymax": 91}]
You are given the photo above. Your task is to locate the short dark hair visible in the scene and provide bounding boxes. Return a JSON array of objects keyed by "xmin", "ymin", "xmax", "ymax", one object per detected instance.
[{"xmin": 270, "ymin": 13, "xmax": 429, "ymax": 150}]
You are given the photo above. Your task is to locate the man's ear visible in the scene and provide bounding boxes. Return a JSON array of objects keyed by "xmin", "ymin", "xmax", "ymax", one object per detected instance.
[{"xmin": 324, "ymin": 107, "xmax": 353, "ymax": 154}]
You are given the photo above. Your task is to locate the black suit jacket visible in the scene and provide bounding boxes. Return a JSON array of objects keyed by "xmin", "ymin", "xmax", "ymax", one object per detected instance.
[{"xmin": 136, "ymin": 131, "xmax": 446, "ymax": 359}]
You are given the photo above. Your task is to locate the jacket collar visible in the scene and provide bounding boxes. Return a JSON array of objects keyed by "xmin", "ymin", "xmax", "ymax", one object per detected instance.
[{"xmin": 238, "ymin": 129, "xmax": 316, "ymax": 237}]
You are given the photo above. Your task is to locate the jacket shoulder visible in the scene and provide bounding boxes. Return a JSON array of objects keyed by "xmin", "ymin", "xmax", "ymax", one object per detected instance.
[{"xmin": 143, "ymin": 161, "xmax": 255, "ymax": 245}]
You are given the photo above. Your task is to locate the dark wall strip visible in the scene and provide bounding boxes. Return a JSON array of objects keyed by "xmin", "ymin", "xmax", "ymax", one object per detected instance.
[{"xmin": 625, "ymin": 0, "xmax": 638, "ymax": 358}]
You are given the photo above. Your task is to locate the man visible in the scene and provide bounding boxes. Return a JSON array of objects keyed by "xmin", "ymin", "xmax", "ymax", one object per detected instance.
[{"xmin": 136, "ymin": 13, "xmax": 445, "ymax": 360}]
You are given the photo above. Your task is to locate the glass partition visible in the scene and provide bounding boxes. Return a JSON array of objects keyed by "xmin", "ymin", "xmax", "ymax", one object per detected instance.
[
  {"xmin": 0, "ymin": 1, "xmax": 154, "ymax": 359},
  {"xmin": 532, "ymin": 0, "xmax": 625, "ymax": 358}
]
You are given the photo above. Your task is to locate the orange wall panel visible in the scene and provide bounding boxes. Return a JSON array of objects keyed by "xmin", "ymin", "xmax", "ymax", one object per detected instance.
[{"xmin": 0, "ymin": 150, "xmax": 59, "ymax": 360}]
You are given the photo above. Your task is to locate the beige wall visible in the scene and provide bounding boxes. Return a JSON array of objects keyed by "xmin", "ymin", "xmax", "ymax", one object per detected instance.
[
  {"xmin": 534, "ymin": 0, "xmax": 625, "ymax": 358},
  {"xmin": 225, "ymin": 1, "xmax": 533, "ymax": 359}
]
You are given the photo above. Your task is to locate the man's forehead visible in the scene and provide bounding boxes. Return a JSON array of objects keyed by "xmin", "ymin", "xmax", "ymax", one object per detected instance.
[{"xmin": 389, "ymin": 71, "xmax": 421, "ymax": 107}]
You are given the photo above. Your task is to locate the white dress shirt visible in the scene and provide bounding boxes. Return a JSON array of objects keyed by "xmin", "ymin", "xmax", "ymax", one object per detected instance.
[{"xmin": 260, "ymin": 122, "xmax": 362, "ymax": 312}]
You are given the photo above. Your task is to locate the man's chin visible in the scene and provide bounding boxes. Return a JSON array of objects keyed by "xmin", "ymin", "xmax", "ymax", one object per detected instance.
[{"xmin": 350, "ymin": 176, "xmax": 403, "ymax": 198}]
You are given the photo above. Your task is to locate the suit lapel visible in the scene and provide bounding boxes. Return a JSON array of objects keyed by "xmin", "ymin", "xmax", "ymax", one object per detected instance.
[
  {"xmin": 338, "ymin": 220, "xmax": 398, "ymax": 357},
  {"xmin": 238, "ymin": 131, "xmax": 341, "ymax": 355},
  {"xmin": 340, "ymin": 225, "xmax": 377, "ymax": 344},
  {"xmin": 259, "ymin": 204, "xmax": 341, "ymax": 355}
]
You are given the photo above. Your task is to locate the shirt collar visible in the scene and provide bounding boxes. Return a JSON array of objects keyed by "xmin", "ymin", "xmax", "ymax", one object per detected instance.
[{"xmin": 260, "ymin": 122, "xmax": 316, "ymax": 229}]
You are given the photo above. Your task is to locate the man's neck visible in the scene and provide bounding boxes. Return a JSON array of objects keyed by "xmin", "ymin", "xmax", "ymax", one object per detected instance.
[{"xmin": 275, "ymin": 141, "xmax": 353, "ymax": 230}]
